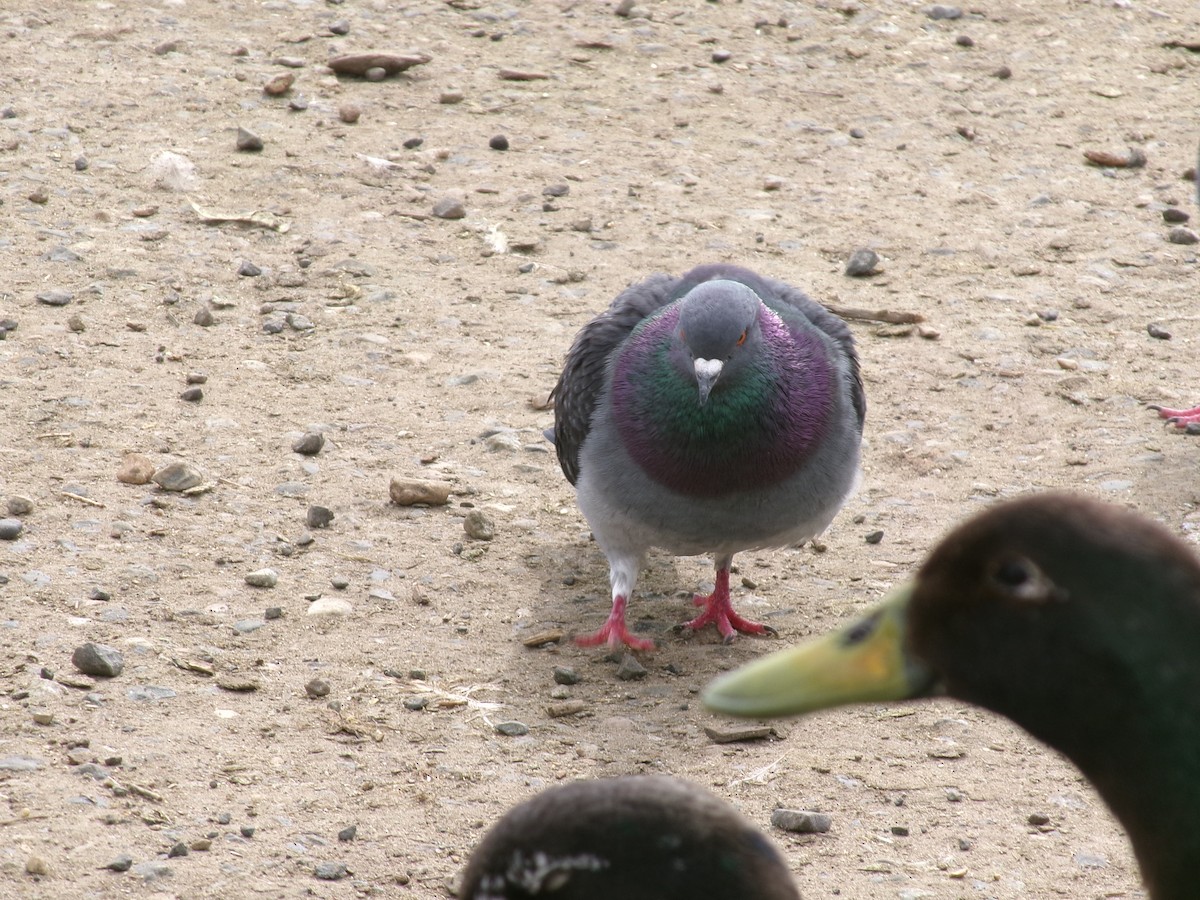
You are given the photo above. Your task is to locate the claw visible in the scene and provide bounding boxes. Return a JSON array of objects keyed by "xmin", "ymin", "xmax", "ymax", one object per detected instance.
[
  {"xmin": 680, "ymin": 567, "xmax": 776, "ymax": 641},
  {"xmin": 576, "ymin": 595, "xmax": 656, "ymax": 651}
]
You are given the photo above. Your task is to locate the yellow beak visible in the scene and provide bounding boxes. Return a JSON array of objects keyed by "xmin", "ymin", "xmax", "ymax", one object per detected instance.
[{"xmin": 703, "ymin": 585, "xmax": 936, "ymax": 719}]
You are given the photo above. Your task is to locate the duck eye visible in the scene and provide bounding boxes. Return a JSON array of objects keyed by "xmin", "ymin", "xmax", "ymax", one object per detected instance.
[
  {"xmin": 736, "ymin": 329, "xmax": 747, "ymax": 347},
  {"xmin": 989, "ymin": 556, "xmax": 1058, "ymax": 603},
  {"xmin": 993, "ymin": 559, "xmax": 1031, "ymax": 588}
]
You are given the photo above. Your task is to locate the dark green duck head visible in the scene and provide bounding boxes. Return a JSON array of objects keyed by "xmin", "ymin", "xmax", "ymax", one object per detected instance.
[
  {"xmin": 704, "ymin": 493, "xmax": 1200, "ymax": 900},
  {"xmin": 458, "ymin": 775, "xmax": 799, "ymax": 900}
]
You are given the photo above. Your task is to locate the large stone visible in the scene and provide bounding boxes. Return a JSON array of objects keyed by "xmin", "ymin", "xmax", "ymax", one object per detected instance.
[
  {"xmin": 72, "ymin": 642, "xmax": 124, "ymax": 678},
  {"xmin": 389, "ymin": 478, "xmax": 451, "ymax": 506}
]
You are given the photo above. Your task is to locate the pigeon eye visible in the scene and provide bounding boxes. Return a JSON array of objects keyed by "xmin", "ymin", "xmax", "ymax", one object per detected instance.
[
  {"xmin": 989, "ymin": 557, "xmax": 1058, "ymax": 603},
  {"xmin": 736, "ymin": 329, "xmax": 747, "ymax": 347}
]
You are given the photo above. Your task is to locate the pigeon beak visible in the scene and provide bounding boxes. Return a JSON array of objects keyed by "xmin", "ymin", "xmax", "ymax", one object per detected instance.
[
  {"xmin": 693, "ymin": 358, "xmax": 724, "ymax": 406},
  {"xmin": 702, "ymin": 585, "xmax": 939, "ymax": 719}
]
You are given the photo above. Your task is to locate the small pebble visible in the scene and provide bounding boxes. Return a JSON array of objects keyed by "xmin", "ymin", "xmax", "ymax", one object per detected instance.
[
  {"xmin": 28, "ymin": 188, "xmax": 49, "ymax": 204},
  {"xmin": 32, "ymin": 710, "xmax": 54, "ymax": 725},
  {"xmin": 845, "ymin": 248, "xmax": 880, "ymax": 277},
  {"xmin": 891, "ymin": 825, "xmax": 910, "ymax": 836},
  {"xmin": 25, "ymin": 856, "xmax": 49, "ymax": 876},
  {"xmin": 217, "ymin": 813, "xmax": 232, "ymax": 825},
  {"xmin": 306, "ymin": 505, "xmax": 335, "ymax": 529},
  {"xmin": 306, "ymin": 678, "xmax": 331, "ymax": 698},
  {"xmin": 236, "ymin": 127, "xmax": 264, "ymax": 152},
  {"xmin": 186, "ymin": 372, "xmax": 207, "ymax": 385},
  {"xmin": 167, "ymin": 842, "xmax": 188, "ymax": 859},
  {"xmin": 264, "ymin": 606, "xmax": 283, "ymax": 620},
  {"xmin": 117, "ymin": 453, "xmax": 156, "ymax": 485},
  {"xmin": 216, "ymin": 674, "xmax": 260, "ymax": 691},
  {"xmin": 240, "ymin": 826, "xmax": 256, "ymax": 838},
  {"xmin": 338, "ymin": 104, "xmax": 361, "ymax": 124},
  {"xmin": 1163, "ymin": 207, "xmax": 1190, "ymax": 224},
  {"xmin": 72, "ymin": 643, "xmax": 125, "ymax": 678},
  {"xmin": 105, "ymin": 854, "xmax": 134, "ymax": 872},
  {"xmin": 1167, "ymin": 226, "xmax": 1198, "ymax": 245},
  {"xmin": 0, "ymin": 518, "xmax": 24, "ymax": 541},
  {"xmin": 389, "ymin": 478, "xmax": 451, "ymax": 506},
  {"xmin": 36, "ymin": 290, "xmax": 73, "ymax": 306},
  {"xmin": 364, "ymin": 67, "xmax": 387, "ymax": 82},
  {"xmin": 543, "ymin": 183, "xmax": 570, "ymax": 198},
  {"xmin": 238, "ymin": 260, "xmax": 262, "ymax": 277},
  {"xmin": 927, "ymin": 4, "xmax": 963, "ymax": 19},
  {"xmin": 403, "ymin": 137, "xmax": 424, "ymax": 149},
  {"xmin": 463, "ymin": 510, "xmax": 495, "ymax": 541},
  {"xmin": 133, "ymin": 861, "xmax": 171, "ymax": 882},
  {"xmin": 552, "ymin": 665, "xmax": 581, "ymax": 685},
  {"xmin": 616, "ymin": 654, "xmax": 648, "ymax": 681},
  {"xmin": 849, "ymin": 127, "xmax": 866, "ymax": 139},
  {"xmin": 7, "ymin": 496, "xmax": 33, "ymax": 516},
  {"xmin": 432, "ymin": 196, "xmax": 466, "ymax": 220},
  {"xmin": 1147, "ymin": 323, "xmax": 1171, "ymax": 340},
  {"xmin": 152, "ymin": 462, "xmax": 203, "ymax": 492},
  {"xmin": 495, "ymin": 721, "xmax": 529, "ymax": 737},
  {"xmin": 955, "ymin": 34, "xmax": 974, "ymax": 46},
  {"xmin": 314, "ymin": 861, "xmax": 348, "ymax": 881},
  {"xmin": 331, "ymin": 575, "xmax": 350, "ymax": 590},
  {"xmin": 67, "ymin": 314, "xmax": 85, "ymax": 332},
  {"xmin": 711, "ymin": 50, "xmax": 732, "ymax": 63},
  {"xmin": 308, "ymin": 597, "xmax": 353, "ymax": 616},
  {"xmin": 245, "ymin": 568, "xmax": 279, "ymax": 588},
  {"xmin": 190, "ymin": 839, "xmax": 212, "ymax": 852},
  {"xmin": 329, "ymin": 19, "xmax": 350, "ymax": 35},
  {"xmin": 193, "ymin": 307, "xmax": 214, "ymax": 327},
  {"xmin": 771, "ymin": 809, "xmax": 832, "ymax": 833},
  {"xmin": 993, "ymin": 64, "xmax": 1013, "ymax": 79},
  {"xmin": 75, "ymin": 156, "xmax": 89, "ymax": 171},
  {"xmin": 337, "ymin": 825, "xmax": 357, "ymax": 842},
  {"xmin": 439, "ymin": 90, "xmax": 464, "ymax": 104},
  {"xmin": 292, "ymin": 432, "xmax": 325, "ymax": 455},
  {"xmin": 1036, "ymin": 309, "xmax": 1059, "ymax": 322},
  {"xmin": 263, "ymin": 73, "xmax": 294, "ymax": 96},
  {"xmin": 489, "ymin": 134, "xmax": 509, "ymax": 151},
  {"xmin": 404, "ymin": 696, "xmax": 428, "ymax": 711},
  {"xmin": 180, "ymin": 387, "xmax": 203, "ymax": 402},
  {"xmin": 1027, "ymin": 812, "xmax": 1050, "ymax": 826},
  {"xmin": 865, "ymin": 530, "xmax": 884, "ymax": 544}
]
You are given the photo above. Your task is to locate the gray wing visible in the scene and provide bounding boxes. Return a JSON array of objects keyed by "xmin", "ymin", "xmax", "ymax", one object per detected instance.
[
  {"xmin": 673, "ymin": 263, "xmax": 866, "ymax": 431},
  {"xmin": 549, "ymin": 273, "xmax": 679, "ymax": 485}
]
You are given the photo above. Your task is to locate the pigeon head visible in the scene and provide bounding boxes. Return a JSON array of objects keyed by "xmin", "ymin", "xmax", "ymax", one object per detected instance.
[{"xmin": 673, "ymin": 281, "xmax": 762, "ymax": 405}]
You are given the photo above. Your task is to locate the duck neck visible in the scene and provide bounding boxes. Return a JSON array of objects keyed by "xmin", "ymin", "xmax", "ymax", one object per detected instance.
[{"xmin": 1067, "ymin": 712, "xmax": 1200, "ymax": 900}]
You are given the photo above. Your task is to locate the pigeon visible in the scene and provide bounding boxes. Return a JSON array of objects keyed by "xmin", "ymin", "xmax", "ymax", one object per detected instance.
[
  {"xmin": 549, "ymin": 263, "xmax": 865, "ymax": 649},
  {"xmin": 705, "ymin": 493, "xmax": 1200, "ymax": 900},
  {"xmin": 458, "ymin": 775, "xmax": 800, "ymax": 900}
]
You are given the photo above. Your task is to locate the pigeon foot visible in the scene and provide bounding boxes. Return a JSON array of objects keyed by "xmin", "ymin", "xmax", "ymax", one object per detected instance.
[
  {"xmin": 680, "ymin": 569, "xmax": 777, "ymax": 643},
  {"xmin": 575, "ymin": 595, "xmax": 656, "ymax": 651},
  {"xmin": 1150, "ymin": 403, "xmax": 1200, "ymax": 428}
]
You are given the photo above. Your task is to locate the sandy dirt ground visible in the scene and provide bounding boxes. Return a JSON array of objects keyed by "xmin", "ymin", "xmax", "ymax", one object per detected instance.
[{"xmin": 1, "ymin": 0, "xmax": 1198, "ymax": 898}]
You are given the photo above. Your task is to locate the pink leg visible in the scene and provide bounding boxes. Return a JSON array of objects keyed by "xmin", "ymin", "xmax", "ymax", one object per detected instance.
[
  {"xmin": 575, "ymin": 594, "xmax": 656, "ymax": 651},
  {"xmin": 1150, "ymin": 403, "xmax": 1200, "ymax": 428},
  {"xmin": 679, "ymin": 566, "xmax": 777, "ymax": 644}
]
